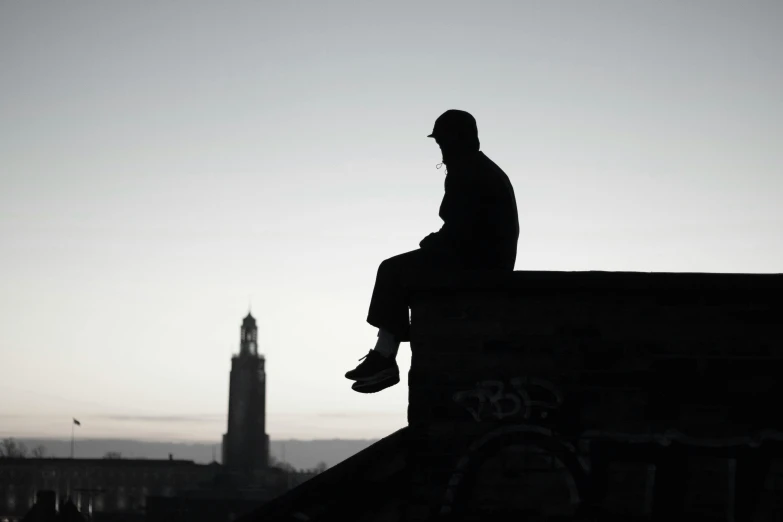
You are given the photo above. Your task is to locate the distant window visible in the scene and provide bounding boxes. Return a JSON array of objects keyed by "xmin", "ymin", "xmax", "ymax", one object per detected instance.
[{"xmin": 117, "ymin": 487, "xmax": 126, "ymax": 510}]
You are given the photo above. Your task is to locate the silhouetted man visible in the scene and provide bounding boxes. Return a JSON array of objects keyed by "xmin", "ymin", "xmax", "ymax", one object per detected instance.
[{"xmin": 345, "ymin": 110, "xmax": 519, "ymax": 393}]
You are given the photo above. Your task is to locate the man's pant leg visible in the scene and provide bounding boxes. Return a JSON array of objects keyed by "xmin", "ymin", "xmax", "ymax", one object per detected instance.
[{"xmin": 366, "ymin": 248, "xmax": 460, "ymax": 343}]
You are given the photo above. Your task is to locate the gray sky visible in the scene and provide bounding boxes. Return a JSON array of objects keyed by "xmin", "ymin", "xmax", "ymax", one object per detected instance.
[{"xmin": 1, "ymin": 1, "xmax": 780, "ymax": 442}]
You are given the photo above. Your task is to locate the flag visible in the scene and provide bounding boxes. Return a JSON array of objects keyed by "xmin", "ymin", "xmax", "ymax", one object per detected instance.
[{"xmin": 73, "ymin": 419, "xmax": 81, "ymax": 426}]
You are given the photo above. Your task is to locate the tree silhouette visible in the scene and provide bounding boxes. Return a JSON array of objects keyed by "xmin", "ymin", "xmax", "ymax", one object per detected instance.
[
  {"xmin": 31, "ymin": 445, "xmax": 47, "ymax": 458},
  {"xmin": 0, "ymin": 438, "xmax": 28, "ymax": 458}
]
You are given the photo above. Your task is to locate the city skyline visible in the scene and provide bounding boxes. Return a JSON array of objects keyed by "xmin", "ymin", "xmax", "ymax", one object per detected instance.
[{"xmin": 1, "ymin": 1, "xmax": 781, "ymax": 441}]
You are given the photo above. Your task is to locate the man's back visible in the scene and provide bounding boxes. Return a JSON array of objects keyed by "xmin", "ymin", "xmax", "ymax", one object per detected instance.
[{"xmin": 438, "ymin": 151, "xmax": 519, "ymax": 270}]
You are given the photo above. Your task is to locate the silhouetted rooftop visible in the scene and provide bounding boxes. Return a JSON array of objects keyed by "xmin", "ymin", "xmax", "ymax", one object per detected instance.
[
  {"xmin": 407, "ymin": 269, "xmax": 782, "ymax": 291},
  {"xmin": 238, "ymin": 269, "xmax": 783, "ymax": 521}
]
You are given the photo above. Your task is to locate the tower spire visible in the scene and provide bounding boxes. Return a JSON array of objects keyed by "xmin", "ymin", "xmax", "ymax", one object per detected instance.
[{"xmin": 240, "ymin": 311, "xmax": 258, "ymax": 356}]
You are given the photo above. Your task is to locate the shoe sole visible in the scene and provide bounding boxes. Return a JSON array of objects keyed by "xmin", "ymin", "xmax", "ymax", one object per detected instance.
[
  {"xmin": 352, "ymin": 374, "xmax": 400, "ymax": 394},
  {"xmin": 346, "ymin": 367, "xmax": 399, "ymax": 382}
]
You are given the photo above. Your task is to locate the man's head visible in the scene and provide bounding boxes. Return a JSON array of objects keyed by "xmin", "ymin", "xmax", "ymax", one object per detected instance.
[{"xmin": 427, "ymin": 110, "xmax": 480, "ymax": 162}]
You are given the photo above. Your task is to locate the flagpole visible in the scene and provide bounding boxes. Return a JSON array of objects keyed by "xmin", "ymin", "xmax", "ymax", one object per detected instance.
[{"xmin": 71, "ymin": 421, "xmax": 75, "ymax": 459}]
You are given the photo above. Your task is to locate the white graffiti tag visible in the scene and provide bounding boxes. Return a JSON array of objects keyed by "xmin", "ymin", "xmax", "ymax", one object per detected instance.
[{"xmin": 453, "ymin": 377, "xmax": 563, "ymax": 423}]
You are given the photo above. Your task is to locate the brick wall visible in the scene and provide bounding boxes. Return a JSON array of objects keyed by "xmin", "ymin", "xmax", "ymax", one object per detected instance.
[{"xmin": 406, "ymin": 271, "xmax": 783, "ymax": 521}]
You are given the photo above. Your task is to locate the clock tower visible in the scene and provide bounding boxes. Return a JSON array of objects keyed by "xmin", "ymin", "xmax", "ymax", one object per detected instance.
[{"xmin": 222, "ymin": 312, "xmax": 269, "ymax": 472}]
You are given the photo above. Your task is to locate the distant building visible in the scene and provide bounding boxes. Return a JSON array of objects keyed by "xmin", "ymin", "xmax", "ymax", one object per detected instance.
[
  {"xmin": 0, "ymin": 457, "xmax": 218, "ymax": 521},
  {"xmin": 2, "ymin": 313, "xmax": 309, "ymax": 522},
  {"xmin": 145, "ymin": 311, "xmax": 316, "ymax": 521},
  {"xmin": 222, "ymin": 313, "xmax": 269, "ymax": 473},
  {"xmin": 18, "ymin": 490, "xmax": 84, "ymax": 522},
  {"xmin": 0, "ymin": 455, "xmax": 314, "ymax": 522}
]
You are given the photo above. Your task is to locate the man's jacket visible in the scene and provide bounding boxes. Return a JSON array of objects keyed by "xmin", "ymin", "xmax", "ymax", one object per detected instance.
[{"xmin": 427, "ymin": 151, "xmax": 519, "ymax": 270}]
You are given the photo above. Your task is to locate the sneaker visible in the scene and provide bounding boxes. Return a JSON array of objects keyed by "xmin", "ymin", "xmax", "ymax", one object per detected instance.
[
  {"xmin": 351, "ymin": 373, "xmax": 400, "ymax": 393},
  {"xmin": 345, "ymin": 350, "xmax": 399, "ymax": 382}
]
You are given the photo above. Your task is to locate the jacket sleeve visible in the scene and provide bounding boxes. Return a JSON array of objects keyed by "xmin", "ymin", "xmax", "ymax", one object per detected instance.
[{"xmin": 426, "ymin": 172, "xmax": 482, "ymax": 250}]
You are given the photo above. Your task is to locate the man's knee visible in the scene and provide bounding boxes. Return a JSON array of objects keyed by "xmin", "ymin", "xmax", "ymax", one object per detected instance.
[
  {"xmin": 379, "ymin": 249, "xmax": 426, "ymax": 276},
  {"xmin": 376, "ymin": 257, "xmax": 400, "ymax": 283},
  {"xmin": 378, "ymin": 249, "xmax": 453, "ymax": 284}
]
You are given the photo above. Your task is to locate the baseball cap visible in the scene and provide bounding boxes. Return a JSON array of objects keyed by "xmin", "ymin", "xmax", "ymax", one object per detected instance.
[{"xmin": 427, "ymin": 110, "xmax": 478, "ymax": 139}]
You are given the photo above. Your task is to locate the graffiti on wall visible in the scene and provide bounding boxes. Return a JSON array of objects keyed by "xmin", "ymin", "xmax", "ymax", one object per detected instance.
[
  {"xmin": 452, "ymin": 376, "xmax": 564, "ymax": 423},
  {"xmin": 437, "ymin": 423, "xmax": 586, "ymax": 517},
  {"xmin": 443, "ymin": 375, "xmax": 783, "ymax": 518}
]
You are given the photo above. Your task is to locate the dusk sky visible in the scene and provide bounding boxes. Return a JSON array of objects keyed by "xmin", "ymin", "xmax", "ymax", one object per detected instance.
[{"xmin": 1, "ymin": 1, "xmax": 780, "ymax": 442}]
